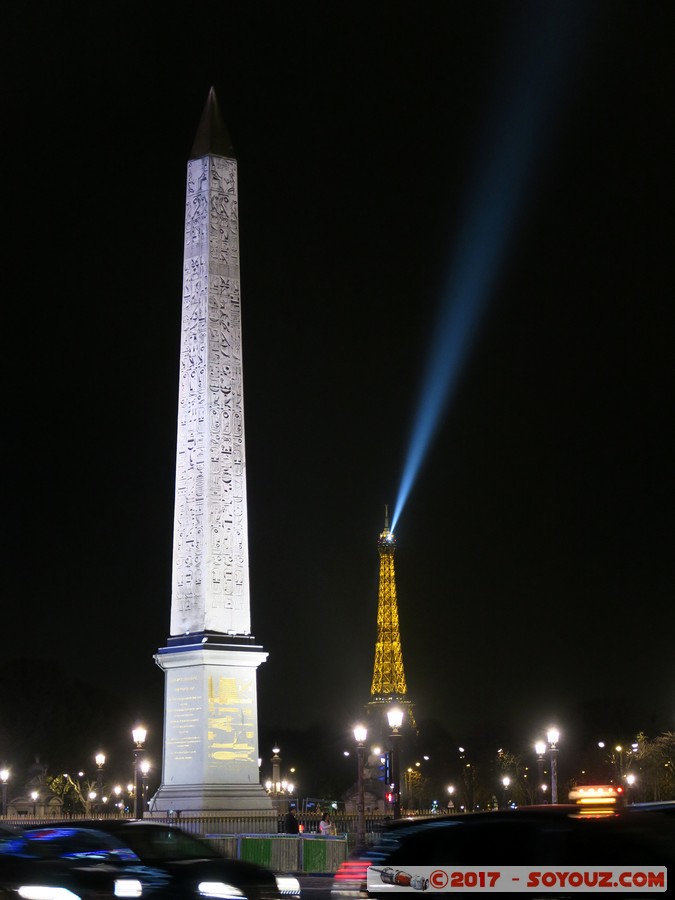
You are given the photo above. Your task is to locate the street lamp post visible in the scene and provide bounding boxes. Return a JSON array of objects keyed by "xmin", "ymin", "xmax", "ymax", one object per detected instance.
[
  {"xmin": 626, "ymin": 773, "xmax": 637, "ymax": 803},
  {"xmin": 132, "ymin": 725, "xmax": 147, "ymax": 819},
  {"xmin": 387, "ymin": 707, "xmax": 404, "ymax": 818},
  {"xmin": 95, "ymin": 753, "xmax": 105, "ymax": 815},
  {"xmin": 535, "ymin": 742, "xmax": 547, "ymax": 804},
  {"xmin": 140, "ymin": 760, "xmax": 150, "ymax": 814},
  {"xmin": 547, "ymin": 728, "xmax": 560, "ymax": 804},
  {"xmin": 0, "ymin": 769, "xmax": 9, "ymax": 818},
  {"xmin": 354, "ymin": 725, "xmax": 367, "ymax": 853},
  {"xmin": 501, "ymin": 776, "xmax": 511, "ymax": 809},
  {"xmin": 31, "ymin": 791, "xmax": 38, "ymax": 818},
  {"xmin": 270, "ymin": 747, "xmax": 282, "ymax": 801}
]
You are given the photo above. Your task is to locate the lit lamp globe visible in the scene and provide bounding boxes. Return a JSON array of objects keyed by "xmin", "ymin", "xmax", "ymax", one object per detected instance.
[
  {"xmin": 535, "ymin": 742, "xmax": 546, "ymax": 757},
  {"xmin": 546, "ymin": 728, "xmax": 560, "ymax": 747},
  {"xmin": 353, "ymin": 725, "xmax": 367, "ymax": 744},
  {"xmin": 387, "ymin": 707, "xmax": 404, "ymax": 731},
  {"xmin": 95, "ymin": 753, "xmax": 106, "ymax": 768}
]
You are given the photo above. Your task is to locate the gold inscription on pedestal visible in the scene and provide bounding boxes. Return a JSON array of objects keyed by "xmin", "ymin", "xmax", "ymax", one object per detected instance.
[{"xmin": 207, "ymin": 673, "xmax": 255, "ymax": 765}]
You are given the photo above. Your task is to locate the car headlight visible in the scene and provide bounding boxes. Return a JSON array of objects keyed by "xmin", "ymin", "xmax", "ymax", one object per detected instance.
[
  {"xmin": 114, "ymin": 879, "xmax": 143, "ymax": 897},
  {"xmin": 276, "ymin": 875, "xmax": 301, "ymax": 896},
  {"xmin": 18, "ymin": 889, "xmax": 81, "ymax": 900},
  {"xmin": 198, "ymin": 883, "xmax": 245, "ymax": 899}
]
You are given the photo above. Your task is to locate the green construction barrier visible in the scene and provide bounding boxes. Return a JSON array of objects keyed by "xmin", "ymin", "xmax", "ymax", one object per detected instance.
[
  {"xmin": 302, "ymin": 837, "xmax": 328, "ymax": 872},
  {"xmin": 237, "ymin": 834, "xmax": 347, "ymax": 874},
  {"xmin": 240, "ymin": 836, "xmax": 273, "ymax": 867}
]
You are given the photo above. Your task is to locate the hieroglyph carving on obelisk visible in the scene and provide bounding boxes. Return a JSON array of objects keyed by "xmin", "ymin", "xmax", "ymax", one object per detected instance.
[{"xmin": 170, "ymin": 151, "xmax": 251, "ymax": 638}]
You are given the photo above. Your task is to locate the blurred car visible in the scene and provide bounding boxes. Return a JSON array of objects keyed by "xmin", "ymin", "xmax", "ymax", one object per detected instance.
[
  {"xmin": 47, "ymin": 819, "xmax": 300, "ymax": 900},
  {"xmin": 629, "ymin": 800, "xmax": 675, "ymax": 816},
  {"xmin": 0, "ymin": 823, "xmax": 150, "ymax": 898},
  {"xmin": 332, "ymin": 805, "xmax": 675, "ymax": 899}
]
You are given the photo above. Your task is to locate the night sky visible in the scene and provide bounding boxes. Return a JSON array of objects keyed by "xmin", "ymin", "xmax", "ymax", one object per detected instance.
[{"xmin": 4, "ymin": 1, "xmax": 674, "ymax": 771}]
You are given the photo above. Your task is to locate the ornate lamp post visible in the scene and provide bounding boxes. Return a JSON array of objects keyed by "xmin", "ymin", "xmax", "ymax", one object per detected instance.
[
  {"xmin": 501, "ymin": 776, "xmax": 511, "ymax": 809},
  {"xmin": 270, "ymin": 747, "xmax": 282, "ymax": 800},
  {"xmin": 547, "ymin": 728, "xmax": 560, "ymax": 803},
  {"xmin": 132, "ymin": 725, "xmax": 147, "ymax": 819},
  {"xmin": 535, "ymin": 741, "xmax": 547, "ymax": 803},
  {"xmin": 95, "ymin": 753, "xmax": 105, "ymax": 814},
  {"xmin": 353, "ymin": 725, "xmax": 367, "ymax": 853},
  {"xmin": 387, "ymin": 707, "xmax": 404, "ymax": 818},
  {"xmin": 626, "ymin": 772, "xmax": 637, "ymax": 803},
  {"xmin": 140, "ymin": 760, "xmax": 151, "ymax": 814},
  {"xmin": 31, "ymin": 790, "xmax": 39, "ymax": 818},
  {"xmin": 0, "ymin": 769, "xmax": 9, "ymax": 818}
]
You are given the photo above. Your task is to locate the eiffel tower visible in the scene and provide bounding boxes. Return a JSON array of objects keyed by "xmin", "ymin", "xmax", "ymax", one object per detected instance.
[{"xmin": 366, "ymin": 507, "xmax": 415, "ymax": 736}]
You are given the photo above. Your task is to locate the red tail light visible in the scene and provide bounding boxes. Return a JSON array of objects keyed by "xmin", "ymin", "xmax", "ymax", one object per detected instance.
[{"xmin": 333, "ymin": 859, "xmax": 370, "ymax": 884}]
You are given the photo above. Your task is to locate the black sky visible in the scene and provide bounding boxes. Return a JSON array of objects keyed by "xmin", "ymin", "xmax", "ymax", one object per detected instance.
[{"xmin": 3, "ymin": 1, "xmax": 674, "ymax": 765}]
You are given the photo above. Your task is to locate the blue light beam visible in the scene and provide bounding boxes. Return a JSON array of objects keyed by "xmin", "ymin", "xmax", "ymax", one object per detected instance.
[{"xmin": 390, "ymin": 2, "xmax": 589, "ymax": 535}]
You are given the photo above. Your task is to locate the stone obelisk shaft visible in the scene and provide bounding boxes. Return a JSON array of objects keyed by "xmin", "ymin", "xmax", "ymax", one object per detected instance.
[{"xmin": 170, "ymin": 99, "xmax": 250, "ymax": 638}]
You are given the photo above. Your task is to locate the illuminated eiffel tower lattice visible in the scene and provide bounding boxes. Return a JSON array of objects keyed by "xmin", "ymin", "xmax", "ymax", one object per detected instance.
[{"xmin": 367, "ymin": 507, "xmax": 415, "ymax": 731}]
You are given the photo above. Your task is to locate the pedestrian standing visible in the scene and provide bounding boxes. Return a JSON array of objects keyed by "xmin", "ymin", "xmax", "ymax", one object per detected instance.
[
  {"xmin": 284, "ymin": 806, "xmax": 300, "ymax": 834},
  {"xmin": 318, "ymin": 812, "xmax": 334, "ymax": 834}
]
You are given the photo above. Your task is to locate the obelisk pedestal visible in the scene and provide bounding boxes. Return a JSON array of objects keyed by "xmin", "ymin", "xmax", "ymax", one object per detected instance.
[{"xmin": 151, "ymin": 634, "xmax": 272, "ymax": 815}]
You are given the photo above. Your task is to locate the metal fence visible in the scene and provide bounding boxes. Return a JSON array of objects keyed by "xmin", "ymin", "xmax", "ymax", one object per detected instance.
[{"xmin": 1, "ymin": 810, "xmax": 397, "ymax": 838}]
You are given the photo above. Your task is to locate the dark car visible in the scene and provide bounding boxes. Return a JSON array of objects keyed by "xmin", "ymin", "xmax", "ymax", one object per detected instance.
[
  {"xmin": 630, "ymin": 800, "xmax": 675, "ymax": 816},
  {"xmin": 332, "ymin": 805, "xmax": 675, "ymax": 898},
  {"xmin": 0, "ymin": 823, "xmax": 151, "ymax": 898},
  {"xmin": 47, "ymin": 819, "xmax": 300, "ymax": 900}
]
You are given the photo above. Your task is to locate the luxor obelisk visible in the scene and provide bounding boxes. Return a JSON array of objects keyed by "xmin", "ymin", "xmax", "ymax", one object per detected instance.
[{"xmin": 151, "ymin": 89, "xmax": 273, "ymax": 816}]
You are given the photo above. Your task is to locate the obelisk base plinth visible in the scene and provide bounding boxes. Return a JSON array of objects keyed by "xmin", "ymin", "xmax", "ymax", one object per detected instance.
[{"xmin": 151, "ymin": 634, "xmax": 273, "ymax": 818}]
